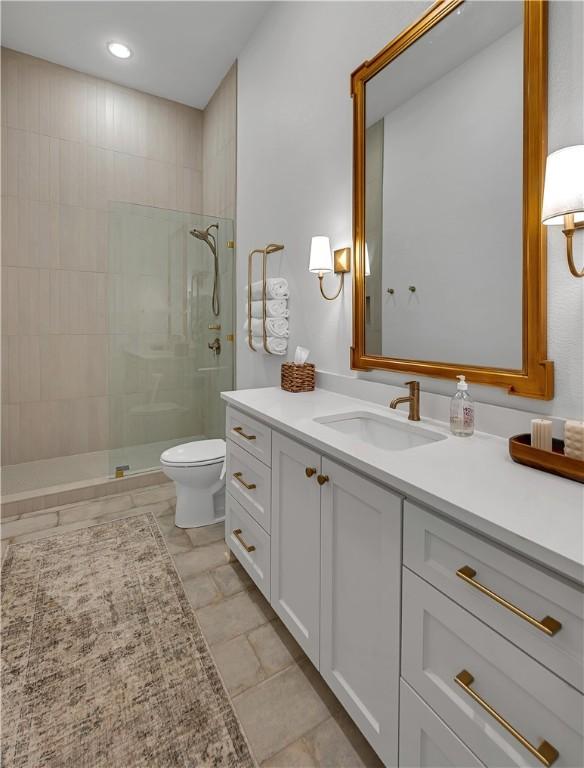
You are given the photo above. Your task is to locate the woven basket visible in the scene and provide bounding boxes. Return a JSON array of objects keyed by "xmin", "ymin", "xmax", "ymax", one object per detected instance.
[{"xmin": 281, "ymin": 362, "xmax": 315, "ymax": 393}]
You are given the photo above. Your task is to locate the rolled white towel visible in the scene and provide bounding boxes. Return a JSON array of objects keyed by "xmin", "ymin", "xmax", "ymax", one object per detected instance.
[
  {"xmin": 252, "ymin": 336, "xmax": 288, "ymax": 355},
  {"xmin": 249, "ymin": 278, "xmax": 289, "ymax": 300},
  {"xmin": 248, "ymin": 300, "xmax": 288, "ymax": 318},
  {"xmin": 244, "ymin": 317, "xmax": 289, "ymax": 338}
]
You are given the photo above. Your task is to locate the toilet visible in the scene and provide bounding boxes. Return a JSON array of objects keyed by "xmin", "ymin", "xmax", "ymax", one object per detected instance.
[{"xmin": 160, "ymin": 439, "xmax": 226, "ymax": 528}]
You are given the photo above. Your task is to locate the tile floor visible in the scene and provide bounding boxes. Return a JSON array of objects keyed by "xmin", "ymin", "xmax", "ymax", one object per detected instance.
[{"xmin": 1, "ymin": 482, "xmax": 384, "ymax": 768}]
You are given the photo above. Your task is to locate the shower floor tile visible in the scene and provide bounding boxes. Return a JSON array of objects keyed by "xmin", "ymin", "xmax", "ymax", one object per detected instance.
[{"xmin": 1, "ymin": 435, "xmax": 204, "ymax": 497}]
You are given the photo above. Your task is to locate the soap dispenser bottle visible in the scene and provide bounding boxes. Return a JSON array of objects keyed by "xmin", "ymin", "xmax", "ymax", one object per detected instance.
[{"xmin": 450, "ymin": 375, "xmax": 474, "ymax": 437}]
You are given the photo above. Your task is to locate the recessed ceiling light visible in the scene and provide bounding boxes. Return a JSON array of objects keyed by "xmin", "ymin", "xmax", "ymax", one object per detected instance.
[{"xmin": 107, "ymin": 41, "xmax": 132, "ymax": 59}]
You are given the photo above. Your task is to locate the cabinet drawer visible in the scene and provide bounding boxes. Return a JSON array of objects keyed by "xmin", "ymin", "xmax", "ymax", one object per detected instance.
[
  {"xmin": 226, "ymin": 407, "xmax": 271, "ymax": 466},
  {"xmin": 403, "ymin": 502, "xmax": 584, "ymax": 692},
  {"xmin": 226, "ymin": 494, "xmax": 270, "ymax": 601},
  {"xmin": 226, "ymin": 440, "xmax": 271, "ymax": 533},
  {"xmin": 399, "ymin": 679, "xmax": 485, "ymax": 768},
  {"xmin": 402, "ymin": 569, "xmax": 583, "ymax": 768}
]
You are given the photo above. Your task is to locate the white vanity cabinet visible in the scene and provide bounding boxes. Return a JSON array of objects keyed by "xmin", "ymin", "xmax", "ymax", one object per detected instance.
[
  {"xmin": 271, "ymin": 432, "xmax": 322, "ymax": 665},
  {"xmin": 227, "ymin": 417, "xmax": 402, "ymax": 766},
  {"xmin": 270, "ymin": 434, "xmax": 402, "ymax": 765},
  {"xmin": 224, "ymin": 400, "xmax": 584, "ymax": 768}
]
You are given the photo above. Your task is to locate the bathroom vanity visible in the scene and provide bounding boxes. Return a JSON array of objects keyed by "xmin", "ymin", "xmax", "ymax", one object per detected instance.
[{"xmin": 222, "ymin": 386, "xmax": 583, "ymax": 768}]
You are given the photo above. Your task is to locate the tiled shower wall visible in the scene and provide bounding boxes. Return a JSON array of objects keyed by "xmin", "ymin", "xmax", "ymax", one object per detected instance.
[
  {"xmin": 1, "ymin": 48, "xmax": 209, "ymax": 466},
  {"xmin": 202, "ymin": 64, "xmax": 236, "ymax": 221},
  {"xmin": 201, "ymin": 62, "xmax": 237, "ymax": 425}
]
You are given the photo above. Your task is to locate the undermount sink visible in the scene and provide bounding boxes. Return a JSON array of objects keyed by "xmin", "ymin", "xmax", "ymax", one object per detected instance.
[{"xmin": 314, "ymin": 411, "xmax": 447, "ymax": 452}]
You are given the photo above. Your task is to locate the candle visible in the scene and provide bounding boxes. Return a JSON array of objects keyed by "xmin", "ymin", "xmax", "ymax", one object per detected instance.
[
  {"xmin": 564, "ymin": 421, "xmax": 584, "ymax": 461},
  {"xmin": 531, "ymin": 419, "xmax": 552, "ymax": 452}
]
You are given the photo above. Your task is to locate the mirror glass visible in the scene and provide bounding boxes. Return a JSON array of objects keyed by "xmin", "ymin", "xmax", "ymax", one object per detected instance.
[{"xmin": 364, "ymin": 0, "xmax": 524, "ymax": 368}]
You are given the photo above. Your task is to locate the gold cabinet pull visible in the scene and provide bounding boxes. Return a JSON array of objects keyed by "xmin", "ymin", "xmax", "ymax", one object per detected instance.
[
  {"xmin": 233, "ymin": 528, "xmax": 256, "ymax": 553},
  {"xmin": 233, "ymin": 426, "xmax": 256, "ymax": 441},
  {"xmin": 317, "ymin": 474, "xmax": 329, "ymax": 486},
  {"xmin": 455, "ymin": 670, "xmax": 558, "ymax": 767},
  {"xmin": 456, "ymin": 565, "xmax": 561, "ymax": 636},
  {"xmin": 305, "ymin": 467, "xmax": 317, "ymax": 478},
  {"xmin": 233, "ymin": 472, "xmax": 256, "ymax": 490}
]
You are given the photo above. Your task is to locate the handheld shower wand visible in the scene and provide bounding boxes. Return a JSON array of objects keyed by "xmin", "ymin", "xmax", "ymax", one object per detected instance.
[{"xmin": 189, "ymin": 223, "xmax": 220, "ymax": 316}]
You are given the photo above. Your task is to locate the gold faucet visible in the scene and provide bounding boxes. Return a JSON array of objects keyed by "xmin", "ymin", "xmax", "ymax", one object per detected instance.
[{"xmin": 389, "ymin": 381, "xmax": 421, "ymax": 421}]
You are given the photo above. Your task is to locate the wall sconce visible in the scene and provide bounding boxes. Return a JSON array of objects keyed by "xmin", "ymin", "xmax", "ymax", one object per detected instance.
[
  {"xmin": 309, "ymin": 236, "xmax": 351, "ymax": 300},
  {"xmin": 542, "ymin": 144, "xmax": 584, "ymax": 278}
]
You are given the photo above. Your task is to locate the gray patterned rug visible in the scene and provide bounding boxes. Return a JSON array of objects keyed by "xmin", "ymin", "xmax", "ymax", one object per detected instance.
[{"xmin": 1, "ymin": 513, "xmax": 256, "ymax": 768}]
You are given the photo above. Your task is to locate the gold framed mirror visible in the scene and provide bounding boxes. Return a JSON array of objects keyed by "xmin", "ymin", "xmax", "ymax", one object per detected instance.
[{"xmin": 351, "ymin": 0, "xmax": 553, "ymax": 399}]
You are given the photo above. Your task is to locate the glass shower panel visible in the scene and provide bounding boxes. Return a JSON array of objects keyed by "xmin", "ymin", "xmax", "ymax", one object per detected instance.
[{"xmin": 107, "ymin": 202, "xmax": 234, "ymax": 477}]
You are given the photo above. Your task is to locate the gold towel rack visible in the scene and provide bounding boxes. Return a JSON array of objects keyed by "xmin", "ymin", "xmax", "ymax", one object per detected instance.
[{"xmin": 247, "ymin": 243, "xmax": 285, "ymax": 354}]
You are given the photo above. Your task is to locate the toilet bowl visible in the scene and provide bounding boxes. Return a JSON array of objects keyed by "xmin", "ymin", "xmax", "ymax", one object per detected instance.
[{"xmin": 160, "ymin": 439, "xmax": 226, "ymax": 528}]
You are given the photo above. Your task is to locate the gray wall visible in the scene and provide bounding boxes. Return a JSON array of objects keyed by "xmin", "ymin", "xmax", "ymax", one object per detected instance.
[{"xmin": 236, "ymin": 0, "xmax": 583, "ymax": 419}]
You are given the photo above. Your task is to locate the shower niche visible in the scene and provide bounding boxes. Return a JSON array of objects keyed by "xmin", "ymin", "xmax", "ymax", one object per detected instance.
[{"xmin": 107, "ymin": 202, "xmax": 235, "ymax": 478}]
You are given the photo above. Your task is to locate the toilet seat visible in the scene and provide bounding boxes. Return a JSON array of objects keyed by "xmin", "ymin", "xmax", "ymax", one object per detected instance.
[{"xmin": 160, "ymin": 439, "xmax": 225, "ymax": 468}]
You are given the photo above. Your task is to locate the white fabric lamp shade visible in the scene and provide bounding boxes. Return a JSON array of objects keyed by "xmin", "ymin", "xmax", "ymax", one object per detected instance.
[
  {"xmin": 542, "ymin": 145, "xmax": 584, "ymax": 225},
  {"xmin": 365, "ymin": 244, "xmax": 371, "ymax": 277},
  {"xmin": 309, "ymin": 236, "xmax": 333, "ymax": 273}
]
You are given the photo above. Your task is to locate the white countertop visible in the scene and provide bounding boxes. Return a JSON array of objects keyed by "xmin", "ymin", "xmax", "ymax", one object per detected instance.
[{"xmin": 222, "ymin": 387, "xmax": 584, "ymax": 584}]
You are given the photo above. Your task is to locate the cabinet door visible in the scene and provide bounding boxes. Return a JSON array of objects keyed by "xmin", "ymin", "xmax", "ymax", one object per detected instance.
[
  {"xmin": 320, "ymin": 457, "xmax": 402, "ymax": 766},
  {"xmin": 271, "ymin": 432, "xmax": 321, "ymax": 665}
]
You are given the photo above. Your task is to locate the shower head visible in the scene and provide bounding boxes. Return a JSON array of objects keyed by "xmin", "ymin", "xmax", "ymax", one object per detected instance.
[
  {"xmin": 189, "ymin": 223, "xmax": 219, "ymax": 242},
  {"xmin": 189, "ymin": 223, "xmax": 219, "ymax": 258}
]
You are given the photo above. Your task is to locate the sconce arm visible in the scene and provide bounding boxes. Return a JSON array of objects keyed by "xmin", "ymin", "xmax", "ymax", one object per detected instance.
[
  {"xmin": 318, "ymin": 272, "xmax": 345, "ymax": 301},
  {"xmin": 562, "ymin": 214, "xmax": 584, "ymax": 278}
]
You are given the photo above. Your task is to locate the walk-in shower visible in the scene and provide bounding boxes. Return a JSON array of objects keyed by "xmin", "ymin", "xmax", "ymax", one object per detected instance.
[
  {"xmin": 108, "ymin": 203, "xmax": 234, "ymax": 480},
  {"xmin": 1, "ymin": 202, "xmax": 235, "ymax": 506}
]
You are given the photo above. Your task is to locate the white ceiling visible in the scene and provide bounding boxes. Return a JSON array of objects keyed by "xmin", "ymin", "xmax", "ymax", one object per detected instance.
[{"xmin": 1, "ymin": 1, "xmax": 271, "ymax": 109}]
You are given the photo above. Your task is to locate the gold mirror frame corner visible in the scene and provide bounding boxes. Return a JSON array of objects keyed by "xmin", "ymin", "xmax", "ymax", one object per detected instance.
[{"xmin": 351, "ymin": 0, "xmax": 553, "ymax": 400}]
